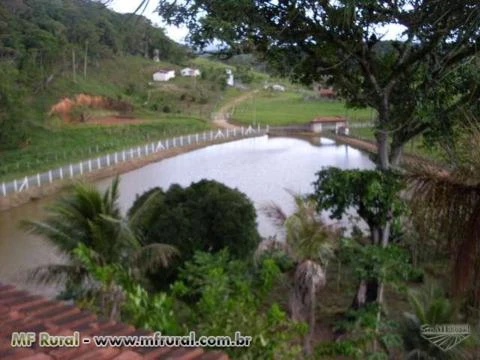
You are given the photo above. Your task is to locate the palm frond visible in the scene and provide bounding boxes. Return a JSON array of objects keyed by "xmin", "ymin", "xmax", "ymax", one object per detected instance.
[
  {"xmin": 27, "ymin": 263, "xmax": 86, "ymax": 285},
  {"xmin": 131, "ymin": 243, "xmax": 179, "ymax": 272},
  {"xmin": 261, "ymin": 201, "xmax": 288, "ymax": 228},
  {"xmin": 128, "ymin": 188, "xmax": 163, "ymax": 232}
]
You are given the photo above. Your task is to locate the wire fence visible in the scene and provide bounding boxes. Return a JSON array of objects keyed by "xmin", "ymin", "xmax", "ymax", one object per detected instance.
[{"xmin": 1, "ymin": 125, "xmax": 268, "ymax": 197}]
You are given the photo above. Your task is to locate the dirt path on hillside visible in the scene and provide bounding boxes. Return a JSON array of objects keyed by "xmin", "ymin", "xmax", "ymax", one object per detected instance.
[{"xmin": 212, "ymin": 90, "xmax": 259, "ymax": 129}]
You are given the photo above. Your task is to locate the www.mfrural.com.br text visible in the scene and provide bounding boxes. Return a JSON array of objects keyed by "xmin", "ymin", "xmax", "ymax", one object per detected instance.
[{"xmin": 11, "ymin": 331, "xmax": 252, "ymax": 349}]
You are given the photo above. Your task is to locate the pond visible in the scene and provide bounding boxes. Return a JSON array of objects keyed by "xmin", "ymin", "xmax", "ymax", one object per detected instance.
[{"xmin": 0, "ymin": 135, "xmax": 374, "ymax": 297}]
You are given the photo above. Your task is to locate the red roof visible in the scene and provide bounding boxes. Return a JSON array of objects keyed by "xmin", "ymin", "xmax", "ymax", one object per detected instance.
[
  {"xmin": 311, "ymin": 116, "xmax": 347, "ymax": 123},
  {"xmin": 0, "ymin": 283, "xmax": 228, "ymax": 360}
]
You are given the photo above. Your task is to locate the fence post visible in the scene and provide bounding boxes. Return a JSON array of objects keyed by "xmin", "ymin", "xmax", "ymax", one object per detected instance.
[
  {"xmin": 145, "ymin": 144, "xmax": 149, "ymax": 155},
  {"xmin": 173, "ymin": 137, "xmax": 176, "ymax": 147},
  {"xmin": 166, "ymin": 139, "xmax": 169, "ymax": 149},
  {"xmin": 241, "ymin": 126, "xmax": 244, "ymax": 136},
  {"xmin": 196, "ymin": 133, "xmax": 199, "ymax": 143},
  {"xmin": 97, "ymin": 158, "xmax": 101, "ymax": 169},
  {"xmin": 59, "ymin": 167, "xmax": 64, "ymax": 180},
  {"xmin": 1, "ymin": 182, "xmax": 5, "ymax": 196},
  {"xmin": 130, "ymin": 148, "xmax": 134, "ymax": 158},
  {"xmin": 80, "ymin": 162, "xmax": 83, "ymax": 175},
  {"xmin": 188, "ymin": 135, "xmax": 191, "ymax": 145},
  {"xmin": 49, "ymin": 170, "xmax": 53, "ymax": 184},
  {"xmin": 137, "ymin": 146, "xmax": 141, "ymax": 157},
  {"xmin": 210, "ymin": 130, "xmax": 213, "ymax": 140},
  {"xmin": 233, "ymin": 128, "xmax": 236, "ymax": 137},
  {"xmin": 115, "ymin": 152, "xmax": 118, "ymax": 164},
  {"xmin": 37, "ymin": 173, "xmax": 41, "ymax": 186},
  {"xmin": 180, "ymin": 136, "xmax": 183, "ymax": 146},
  {"xmin": 88, "ymin": 160, "xmax": 92, "ymax": 172},
  {"xmin": 107, "ymin": 154, "xmax": 110, "ymax": 167},
  {"xmin": 24, "ymin": 176, "xmax": 29, "ymax": 190},
  {"xmin": 69, "ymin": 164, "xmax": 74, "ymax": 178},
  {"xmin": 122, "ymin": 151, "xmax": 126, "ymax": 162},
  {"xmin": 14, "ymin": 179, "xmax": 18, "ymax": 192}
]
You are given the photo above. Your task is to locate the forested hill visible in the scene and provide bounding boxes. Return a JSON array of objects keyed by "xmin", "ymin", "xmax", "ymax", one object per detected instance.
[
  {"xmin": 0, "ymin": 0, "xmax": 187, "ymax": 65},
  {"xmin": 0, "ymin": 0, "xmax": 190, "ymax": 149}
]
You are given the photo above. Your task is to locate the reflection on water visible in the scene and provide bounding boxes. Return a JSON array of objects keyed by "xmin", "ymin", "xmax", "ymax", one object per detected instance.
[{"xmin": 0, "ymin": 135, "xmax": 374, "ymax": 296}]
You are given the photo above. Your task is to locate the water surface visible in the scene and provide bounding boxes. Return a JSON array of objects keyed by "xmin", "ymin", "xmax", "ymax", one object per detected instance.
[{"xmin": 0, "ymin": 136, "xmax": 374, "ymax": 296}]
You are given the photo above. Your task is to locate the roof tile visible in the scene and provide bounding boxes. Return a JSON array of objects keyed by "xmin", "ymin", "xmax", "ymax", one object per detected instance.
[{"xmin": 0, "ymin": 283, "xmax": 228, "ymax": 360}]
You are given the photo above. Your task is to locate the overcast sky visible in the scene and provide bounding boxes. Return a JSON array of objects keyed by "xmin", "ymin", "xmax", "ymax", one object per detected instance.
[
  {"xmin": 109, "ymin": 0, "xmax": 406, "ymax": 44},
  {"xmin": 109, "ymin": 0, "xmax": 189, "ymax": 43}
]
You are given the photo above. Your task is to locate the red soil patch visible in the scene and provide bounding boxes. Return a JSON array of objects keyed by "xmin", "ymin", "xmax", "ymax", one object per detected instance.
[{"xmin": 50, "ymin": 93, "xmax": 133, "ymax": 122}]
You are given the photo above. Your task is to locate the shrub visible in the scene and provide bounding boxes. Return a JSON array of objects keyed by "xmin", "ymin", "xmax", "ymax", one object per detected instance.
[{"xmin": 128, "ymin": 180, "xmax": 261, "ymax": 289}]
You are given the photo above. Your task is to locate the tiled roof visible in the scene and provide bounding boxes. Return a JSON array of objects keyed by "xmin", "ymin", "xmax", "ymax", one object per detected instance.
[{"xmin": 0, "ymin": 283, "xmax": 228, "ymax": 360}]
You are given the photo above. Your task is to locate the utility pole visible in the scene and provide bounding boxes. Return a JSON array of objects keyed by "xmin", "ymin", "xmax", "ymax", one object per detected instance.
[
  {"xmin": 72, "ymin": 49, "xmax": 76, "ymax": 83},
  {"xmin": 84, "ymin": 40, "xmax": 88, "ymax": 79}
]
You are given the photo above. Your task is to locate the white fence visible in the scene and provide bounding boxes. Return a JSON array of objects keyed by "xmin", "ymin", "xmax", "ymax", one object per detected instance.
[{"xmin": 1, "ymin": 125, "xmax": 268, "ymax": 197}]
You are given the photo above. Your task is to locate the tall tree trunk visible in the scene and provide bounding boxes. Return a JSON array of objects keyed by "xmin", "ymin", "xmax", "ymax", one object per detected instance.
[
  {"xmin": 390, "ymin": 144, "xmax": 404, "ymax": 167},
  {"xmin": 376, "ymin": 130, "xmax": 390, "ymax": 170}
]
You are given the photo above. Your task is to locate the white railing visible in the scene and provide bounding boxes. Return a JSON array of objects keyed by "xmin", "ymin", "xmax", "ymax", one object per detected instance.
[{"xmin": 1, "ymin": 125, "xmax": 268, "ymax": 196}]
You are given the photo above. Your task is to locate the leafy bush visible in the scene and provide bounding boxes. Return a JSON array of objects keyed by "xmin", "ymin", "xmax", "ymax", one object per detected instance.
[
  {"xmin": 172, "ymin": 250, "xmax": 305, "ymax": 359},
  {"xmin": 128, "ymin": 180, "xmax": 261, "ymax": 289}
]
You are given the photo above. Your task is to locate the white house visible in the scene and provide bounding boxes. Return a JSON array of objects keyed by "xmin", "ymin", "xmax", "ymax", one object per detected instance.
[
  {"xmin": 153, "ymin": 69, "xmax": 175, "ymax": 82},
  {"xmin": 226, "ymin": 68, "xmax": 234, "ymax": 86},
  {"xmin": 180, "ymin": 67, "xmax": 201, "ymax": 77}
]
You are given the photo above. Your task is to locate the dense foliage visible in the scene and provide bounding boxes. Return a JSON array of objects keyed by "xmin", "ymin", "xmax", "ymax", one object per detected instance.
[{"xmin": 128, "ymin": 179, "xmax": 261, "ymax": 289}]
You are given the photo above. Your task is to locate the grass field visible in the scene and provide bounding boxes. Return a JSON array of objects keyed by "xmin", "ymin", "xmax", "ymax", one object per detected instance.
[
  {"xmin": 231, "ymin": 91, "xmax": 374, "ymax": 125},
  {"xmin": 0, "ymin": 117, "xmax": 210, "ymax": 182}
]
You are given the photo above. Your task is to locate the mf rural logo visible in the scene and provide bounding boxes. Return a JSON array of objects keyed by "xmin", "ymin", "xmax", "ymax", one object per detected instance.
[{"xmin": 420, "ymin": 324, "xmax": 471, "ymax": 351}]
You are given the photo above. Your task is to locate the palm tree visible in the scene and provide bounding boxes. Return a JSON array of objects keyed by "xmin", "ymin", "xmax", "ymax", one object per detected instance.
[
  {"xmin": 402, "ymin": 283, "xmax": 470, "ymax": 359},
  {"xmin": 22, "ymin": 177, "xmax": 178, "ymax": 304},
  {"xmin": 407, "ymin": 123, "xmax": 480, "ymax": 311},
  {"xmin": 262, "ymin": 193, "xmax": 338, "ymax": 355}
]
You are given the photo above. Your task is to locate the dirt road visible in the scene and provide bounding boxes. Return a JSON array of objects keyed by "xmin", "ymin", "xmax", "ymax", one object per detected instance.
[{"xmin": 212, "ymin": 90, "xmax": 259, "ymax": 129}]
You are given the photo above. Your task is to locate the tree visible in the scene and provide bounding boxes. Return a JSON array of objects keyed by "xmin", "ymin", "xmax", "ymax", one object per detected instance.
[
  {"xmin": 0, "ymin": 61, "xmax": 27, "ymax": 149},
  {"xmin": 128, "ymin": 179, "xmax": 261, "ymax": 289},
  {"xmin": 263, "ymin": 194, "xmax": 338, "ymax": 355},
  {"xmin": 157, "ymin": 0, "xmax": 480, "ymax": 169},
  {"xmin": 312, "ymin": 168, "xmax": 406, "ymax": 309},
  {"xmin": 22, "ymin": 177, "xmax": 178, "ymax": 303}
]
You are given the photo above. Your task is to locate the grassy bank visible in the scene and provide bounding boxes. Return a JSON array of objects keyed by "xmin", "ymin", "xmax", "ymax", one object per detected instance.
[
  {"xmin": 0, "ymin": 117, "xmax": 210, "ymax": 182},
  {"xmin": 349, "ymin": 127, "xmax": 445, "ymax": 163},
  {"xmin": 231, "ymin": 91, "xmax": 374, "ymax": 125}
]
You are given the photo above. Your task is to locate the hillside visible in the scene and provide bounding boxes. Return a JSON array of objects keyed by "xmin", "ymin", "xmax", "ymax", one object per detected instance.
[{"xmin": 0, "ymin": 0, "xmax": 191, "ymax": 149}]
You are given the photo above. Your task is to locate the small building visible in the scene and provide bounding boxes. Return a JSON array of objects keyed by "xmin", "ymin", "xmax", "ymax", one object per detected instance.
[
  {"xmin": 318, "ymin": 87, "xmax": 337, "ymax": 99},
  {"xmin": 226, "ymin": 68, "xmax": 234, "ymax": 86},
  {"xmin": 310, "ymin": 116, "xmax": 347, "ymax": 134},
  {"xmin": 181, "ymin": 67, "xmax": 201, "ymax": 77},
  {"xmin": 152, "ymin": 69, "xmax": 175, "ymax": 82}
]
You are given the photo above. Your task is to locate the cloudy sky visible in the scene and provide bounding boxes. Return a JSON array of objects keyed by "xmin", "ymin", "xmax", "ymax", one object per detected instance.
[
  {"xmin": 109, "ymin": 0, "xmax": 406, "ymax": 44},
  {"xmin": 109, "ymin": 0, "xmax": 189, "ymax": 43}
]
